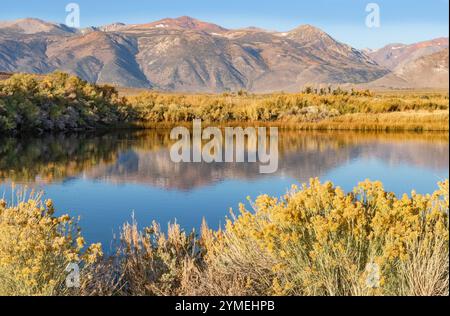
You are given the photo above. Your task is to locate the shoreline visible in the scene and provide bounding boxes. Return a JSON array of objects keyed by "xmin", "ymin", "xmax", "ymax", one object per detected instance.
[
  {"xmin": 2, "ymin": 115, "xmax": 448, "ymax": 136},
  {"xmin": 133, "ymin": 112, "xmax": 450, "ymax": 132}
]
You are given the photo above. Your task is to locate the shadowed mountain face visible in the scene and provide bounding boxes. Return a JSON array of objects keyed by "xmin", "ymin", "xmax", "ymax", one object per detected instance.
[
  {"xmin": 0, "ymin": 17, "xmax": 390, "ymax": 92},
  {"xmin": 46, "ymin": 32, "xmax": 151, "ymax": 88}
]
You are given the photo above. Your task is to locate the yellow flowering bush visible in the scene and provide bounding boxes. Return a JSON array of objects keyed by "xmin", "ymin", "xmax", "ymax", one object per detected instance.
[
  {"xmin": 0, "ymin": 179, "xmax": 448, "ymax": 296},
  {"xmin": 204, "ymin": 179, "xmax": 449, "ymax": 296},
  {"xmin": 0, "ymin": 193, "xmax": 102, "ymax": 296}
]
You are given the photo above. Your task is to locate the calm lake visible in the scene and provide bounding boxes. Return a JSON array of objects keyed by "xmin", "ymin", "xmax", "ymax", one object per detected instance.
[{"xmin": 1, "ymin": 130, "xmax": 449, "ymax": 251}]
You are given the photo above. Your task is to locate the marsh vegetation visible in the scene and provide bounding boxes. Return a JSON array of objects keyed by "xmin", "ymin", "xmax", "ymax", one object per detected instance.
[{"xmin": 1, "ymin": 72, "xmax": 448, "ymax": 134}]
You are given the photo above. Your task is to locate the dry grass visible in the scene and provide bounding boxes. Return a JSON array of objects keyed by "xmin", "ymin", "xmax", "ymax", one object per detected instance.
[
  {"xmin": 396, "ymin": 237, "xmax": 449, "ymax": 296},
  {"xmin": 113, "ymin": 218, "xmax": 200, "ymax": 296},
  {"xmin": 135, "ymin": 111, "xmax": 449, "ymax": 132},
  {"xmin": 293, "ymin": 111, "xmax": 450, "ymax": 131},
  {"xmin": 125, "ymin": 90, "xmax": 449, "ymax": 131}
]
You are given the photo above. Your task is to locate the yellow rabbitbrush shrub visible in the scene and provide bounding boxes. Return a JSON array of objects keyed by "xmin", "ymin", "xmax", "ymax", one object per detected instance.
[
  {"xmin": 0, "ymin": 192, "xmax": 102, "ymax": 296},
  {"xmin": 1, "ymin": 179, "xmax": 448, "ymax": 296},
  {"xmin": 203, "ymin": 179, "xmax": 449, "ymax": 296}
]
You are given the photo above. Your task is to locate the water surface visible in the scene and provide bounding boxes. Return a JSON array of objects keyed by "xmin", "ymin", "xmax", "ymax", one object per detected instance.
[{"xmin": 1, "ymin": 130, "xmax": 448, "ymax": 250}]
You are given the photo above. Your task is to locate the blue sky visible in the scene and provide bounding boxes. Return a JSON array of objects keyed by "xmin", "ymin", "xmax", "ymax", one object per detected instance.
[{"xmin": 0, "ymin": 0, "xmax": 448, "ymax": 48}]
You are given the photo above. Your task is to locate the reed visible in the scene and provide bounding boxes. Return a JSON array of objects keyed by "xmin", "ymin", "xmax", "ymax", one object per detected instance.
[{"xmin": 126, "ymin": 90, "xmax": 449, "ymax": 131}]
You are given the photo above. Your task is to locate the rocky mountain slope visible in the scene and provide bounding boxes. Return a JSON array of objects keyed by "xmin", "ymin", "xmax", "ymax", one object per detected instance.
[
  {"xmin": 0, "ymin": 17, "xmax": 447, "ymax": 91},
  {"xmin": 368, "ymin": 38, "xmax": 448, "ymax": 71},
  {"xmin": 0, "ymin": 17, "xmax": 389, "ymax": 92},
  {"xmin": 370, "ymin": 48, "xmax": 449, "ymax": 89},
  {"xmin": 0, "ymin": 18, "xmax": 76, "ymax": 35}
]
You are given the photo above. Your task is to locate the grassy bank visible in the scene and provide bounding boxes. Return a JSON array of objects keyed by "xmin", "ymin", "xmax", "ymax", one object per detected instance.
[
  {"xmin": 293, "ymin": 111, "xmax": 450, "ymax": 131},
  {"xmin": 136, "ymin": 111, "xmax": 449, "ymax": 132},
  {"xmin": 1, "ymin": 72, "xmax": 449, "ymax": 133},
  {"xmin": 0, "ymin": 179, "xmax": 448, "ymax": 296},
  {"xmin": 128, "ymin": 89, "xmax": 449, "ymax": 131}
]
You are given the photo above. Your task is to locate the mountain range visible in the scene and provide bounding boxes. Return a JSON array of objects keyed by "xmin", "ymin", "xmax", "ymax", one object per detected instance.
[{"xmin": 0, "ymin": 17, "xmax": 448, "ymax": 92}]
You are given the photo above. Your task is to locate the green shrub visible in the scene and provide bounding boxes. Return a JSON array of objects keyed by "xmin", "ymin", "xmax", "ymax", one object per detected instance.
[{"xmin": 0, "ymin": 72, "xmax": 133, "ymax": 133}]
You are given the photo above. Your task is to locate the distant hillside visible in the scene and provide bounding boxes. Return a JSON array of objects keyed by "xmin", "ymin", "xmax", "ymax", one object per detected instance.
[
  {"xmin": 368, "ymin": 48, "xmax": 449, "ymax": 89},
  {"xmin": 0, "ymin": 18, "xmax": 76, "ymax": 35},
  {"xmin": 126, "ymin": 16, "xmax": 229, "ymax": 34},
  {"xmin": 0, "ymin": 17, "xmax": 388, "ymax": 92},
  {"xmin": 0, "ymin": 72, "xmax": 12, "ymax": 80},
  {"xmin": 368, "ymin": 38, "xmax": 448, "ymax": 71}
]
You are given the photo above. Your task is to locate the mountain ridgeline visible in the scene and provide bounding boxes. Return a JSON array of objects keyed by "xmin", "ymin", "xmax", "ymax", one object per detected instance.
[{"xmin": 0, "ymin": 17, "xmax": 448, "ymax": 92}]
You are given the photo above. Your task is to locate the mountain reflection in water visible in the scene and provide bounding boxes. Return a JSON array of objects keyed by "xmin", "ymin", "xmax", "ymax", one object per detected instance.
[
  {"xmin": 1, "ymin": 130, "xmax": 448, "ymax": 190},
  {"xmin": 0, "ymin": 130, "xmax": 448, "ymax": 248}
]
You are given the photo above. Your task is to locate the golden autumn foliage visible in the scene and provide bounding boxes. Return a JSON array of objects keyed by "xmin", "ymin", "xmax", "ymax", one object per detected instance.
[
  {"xmin": 202, "ymin": 179, "xmax": 449, "ymax": 296},
  {"xmin": 0, "ymin": 179, "xmax": 448, "ymax": 296},
  {"xmin": 0, "ymin": 191, "xmax": 102, "ymax": 296}
]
